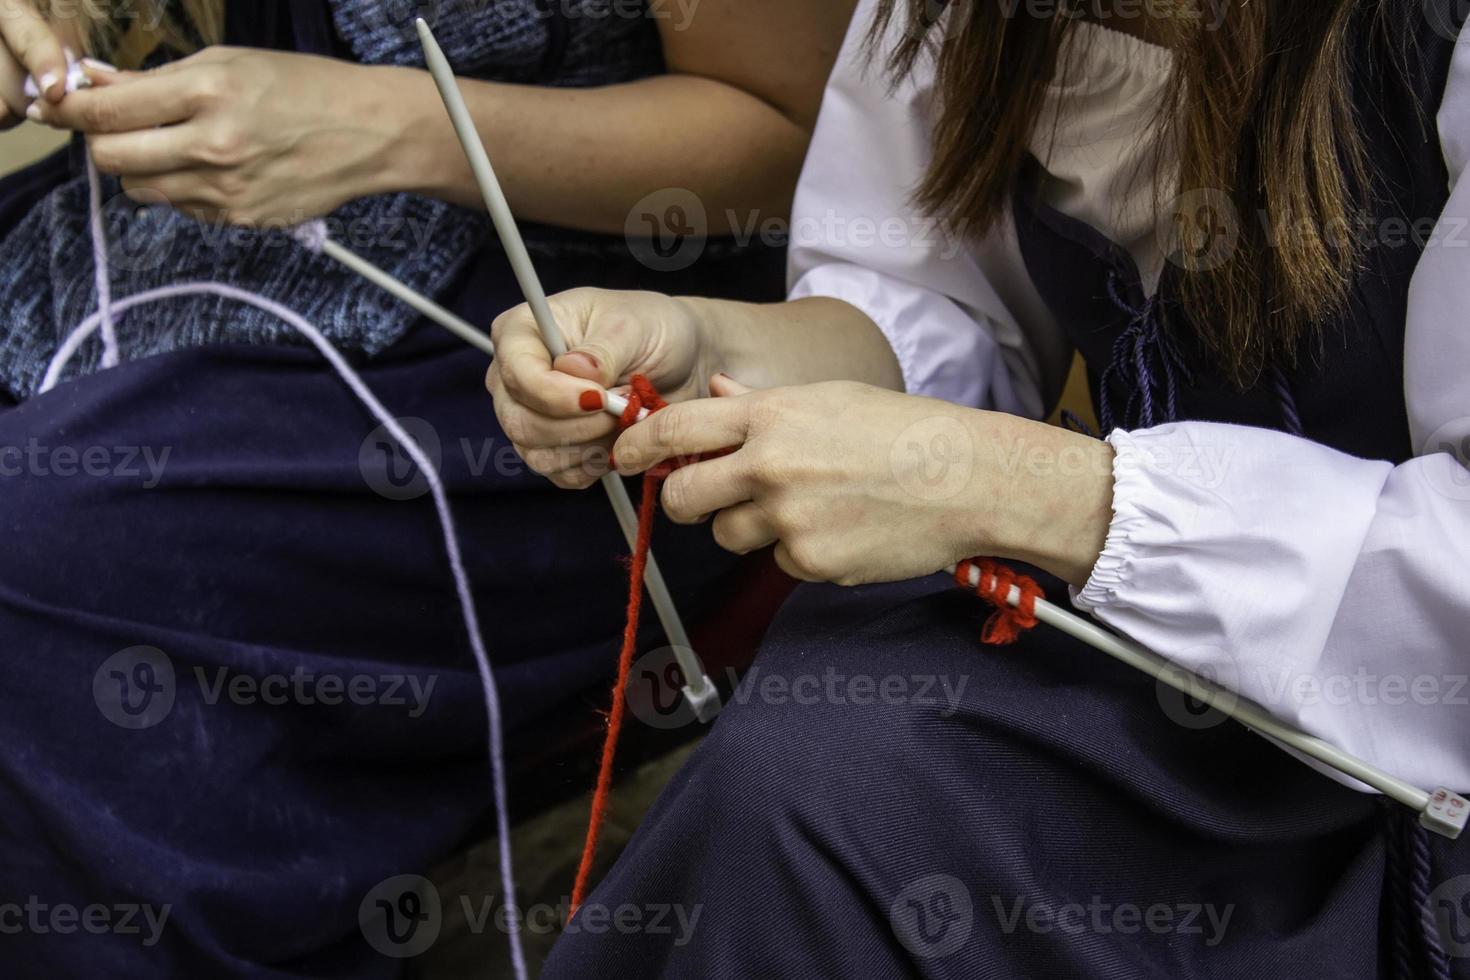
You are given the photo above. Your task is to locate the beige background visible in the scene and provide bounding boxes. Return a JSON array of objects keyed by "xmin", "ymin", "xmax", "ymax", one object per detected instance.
[{"xmin": 1, "ymin": 121, "xmax": 67, "ymax": 175}]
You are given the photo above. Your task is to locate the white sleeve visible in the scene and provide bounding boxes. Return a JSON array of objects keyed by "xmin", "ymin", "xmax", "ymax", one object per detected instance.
[
  {"xmin": 786, "ymin": 0, "xmax": 1068, "ymax": 416},
  {"xmin": 1073, "ymin": 36, "xmax": 1470, "ymax": 793}
]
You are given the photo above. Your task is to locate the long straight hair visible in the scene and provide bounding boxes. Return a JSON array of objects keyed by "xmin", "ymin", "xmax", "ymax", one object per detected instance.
[
  {"xmin": 872, "ymin": 0, "xmax": 1377, "ymax": 387},
  {"xmin": 34, "ymin": 0, "xmax": 225, "ymax": 66}
]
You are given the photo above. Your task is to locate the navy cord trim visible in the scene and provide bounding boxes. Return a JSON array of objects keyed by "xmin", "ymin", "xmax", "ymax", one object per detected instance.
[{"xmin": 1098, "ymin": 270, "xmax": 1192, "ymax": 431}]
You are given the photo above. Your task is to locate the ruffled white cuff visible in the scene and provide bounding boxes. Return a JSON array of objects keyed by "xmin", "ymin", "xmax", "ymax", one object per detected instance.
[{"xmin": 1072, "ymin": 429, "xmax": 1154, "ymax": 610}]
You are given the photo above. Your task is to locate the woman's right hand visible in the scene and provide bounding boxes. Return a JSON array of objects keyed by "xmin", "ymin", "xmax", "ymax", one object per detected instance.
[
  {"xmin": 0, "ymin": 0, "xmax": 72, "ymax": 129},
  {"xmin": 487, "ymin": 288, "xmax": 719, "ymax": 489}
]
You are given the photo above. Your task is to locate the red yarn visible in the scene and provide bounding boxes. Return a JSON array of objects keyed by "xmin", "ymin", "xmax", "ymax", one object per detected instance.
[
  {"xmin": 570, "ymin": 375, "xmax": 672, "ymax": 915},
  {"xmin": 955, "ymin": 558, "xmax": 1042, "ymax": 645}
]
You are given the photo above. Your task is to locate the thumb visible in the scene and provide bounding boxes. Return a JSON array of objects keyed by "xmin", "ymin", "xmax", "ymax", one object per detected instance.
[
  {"xmin": 554, "ymin": 321, "xmax": 643, "ymax": 390},
  {"xmin": 79, "ymin": 60, "xmax": 130, "ymax": 87},
  {"xmin": 709, "ymin": 372, "xmax": 753, "ymax": 398},
  {"xmin": 552, "ymin": 347, "xmax": 614, "ymax": 389}
]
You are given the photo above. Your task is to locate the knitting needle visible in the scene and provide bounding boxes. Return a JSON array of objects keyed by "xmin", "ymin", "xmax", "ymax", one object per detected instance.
[
  {"xmin": 309, "ymin": 245, "xmax": 730, "ymax": 717},
  {"xmin": 318, "ymin": 236, "xmax": 650, "ymax": 415},
  {"xmin": 411, "ymin": 21, "xmax": 642, "ymax": 424},
  {"xmin": 949, "ymin": 563, "xmax": 1467, "ymax": 839},
  {"xmin": 317, "ymin": 238, "xmax": 496, "ymax": 357},
  {"xmin": 415, "ymin": 18, "xmax": 720, "ymax": 722}
]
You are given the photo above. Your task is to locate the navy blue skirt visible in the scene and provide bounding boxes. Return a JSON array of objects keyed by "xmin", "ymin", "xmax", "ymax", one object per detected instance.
[
  {"xmin": 543, "ymin": 575, "xmax": 1470, "ymax": 979},
  {"xmin": 0, "ymin": 317, "xmax": 745, "ymax": 976}
]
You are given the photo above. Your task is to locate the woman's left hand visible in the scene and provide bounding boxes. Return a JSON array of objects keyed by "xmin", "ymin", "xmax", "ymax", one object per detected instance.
[
  {"xmin": 612, "ymin": 376, "xmax": 1117, "ymax": 587},
  {"xmin": 30, "ymin": 49, "xmax": 411, "ymax": 226}
]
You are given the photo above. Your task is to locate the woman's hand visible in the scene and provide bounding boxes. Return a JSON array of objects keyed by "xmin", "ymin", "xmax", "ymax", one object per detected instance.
[
  {"xmin": 0, "ymin": 0, "xmax": 76, "ymax": 128},
  {"xmin": 613, "ymin": 377, "xmax": 1117, "ymax": 587},
  {"xmin": 487, "ymin": 288, "xmax": 722, "ymax": 490},
  {"xmin": 29, "ymin": 47, "xmax": 413, "ymax": 225}
]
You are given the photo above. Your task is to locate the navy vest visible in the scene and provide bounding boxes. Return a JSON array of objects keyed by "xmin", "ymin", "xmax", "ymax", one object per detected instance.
[{"xmin": 1013, "ymin": 0, "xmax": 1463, "ymax": 465}]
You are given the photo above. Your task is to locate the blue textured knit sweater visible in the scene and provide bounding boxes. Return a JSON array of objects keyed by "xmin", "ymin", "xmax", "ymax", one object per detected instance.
[{"xmin": 0, "ymin": 0, "xmax": 662, "ymax": 399}]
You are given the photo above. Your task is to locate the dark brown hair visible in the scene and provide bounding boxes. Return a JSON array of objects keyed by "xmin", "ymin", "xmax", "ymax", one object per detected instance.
[{"xmin": 872, "ymin": 0, "xmax": 1378, "ymax": 386}]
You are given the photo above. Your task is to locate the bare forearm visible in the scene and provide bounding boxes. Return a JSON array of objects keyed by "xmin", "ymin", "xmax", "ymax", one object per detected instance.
[
  {"xmin": 372, "ymin": 67, "xmax": 809, "ymax": 234},
  {"xmin": 684, "ymin": 295, "xmax": 905, "ymax": 394},
  {"xmin": 682, "ymin": 293, "xmax": 1111, "ymax": 586}
]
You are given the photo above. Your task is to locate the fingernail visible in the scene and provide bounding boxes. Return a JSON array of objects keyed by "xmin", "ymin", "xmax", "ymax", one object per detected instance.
[
  {"xmin": 36, "ymin": 71, "xmax": 60, "ymax": 97},
  {"xmin": 82, "ymin": 58, "xmax": 118, "ymax": 74},
  {"xmin": 25, "ymin": 103, "xmax": 42, "ymax": 122},
  {"xmin": 568, "ymin": 351, "xmax": 599, "ymax": 370},
  {"xmin": 578, "ymin": 390, "xmax": 604, "ymax": 413}
]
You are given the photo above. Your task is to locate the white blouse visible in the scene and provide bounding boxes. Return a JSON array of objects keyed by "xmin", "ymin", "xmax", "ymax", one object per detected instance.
[{"xmin": 789, "ymin": 3, "xmax": 1470, "ymax": 793}]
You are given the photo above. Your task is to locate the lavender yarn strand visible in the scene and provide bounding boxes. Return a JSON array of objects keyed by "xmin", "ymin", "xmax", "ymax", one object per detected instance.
[
  {"xmin": 85, "ymin": 154, "xmax": 120, "ymax": 369},
  {"xmin": 50, "ymin": 155, "xmax": 528, "ymax": 980}
]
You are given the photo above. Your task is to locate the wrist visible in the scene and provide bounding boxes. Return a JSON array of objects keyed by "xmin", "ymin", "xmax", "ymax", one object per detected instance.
[
  {"xmin": 675, "ymin": 295, "xmax": 734, "ymax": 391},
  {"xmin": 360, "ymin": 65, "xmax": 460, "ymax": 199},
  {"xmin": 963, "ymin": 414, "xmax": 1115, "ymax": 587}
]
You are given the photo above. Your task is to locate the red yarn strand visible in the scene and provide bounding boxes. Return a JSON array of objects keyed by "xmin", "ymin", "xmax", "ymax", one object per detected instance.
[
  {"xmin": 570, "ymin": 376, "xmax": 670, "ymax": 914},
  {"xmin": 569, "ymin": 466, "xmax": 660, "ymax": 913}
]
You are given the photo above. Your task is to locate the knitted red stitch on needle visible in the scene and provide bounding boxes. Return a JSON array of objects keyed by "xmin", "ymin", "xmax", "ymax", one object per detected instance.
[{"xmin": 955, "ymin": 557, "xmax": 1043, "ymax": 645}]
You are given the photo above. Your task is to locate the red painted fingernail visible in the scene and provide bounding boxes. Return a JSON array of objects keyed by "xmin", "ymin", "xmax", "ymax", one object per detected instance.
[{"xmin": 579, "ymin": 390, "xmax": 604, "ymax": 412}]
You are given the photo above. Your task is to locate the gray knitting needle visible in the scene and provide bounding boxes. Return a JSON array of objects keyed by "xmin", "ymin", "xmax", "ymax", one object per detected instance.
[
  {"xmin": 415, "ymin": 17, "xmax": 720, "ymax": 722},
  {"xmin": 949, "ymin": 562, "xmax": 1466, "ymax": 838},
  {"xmin": 317, "ymin": 238, "xmax": 496, "ymax": 357}
]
